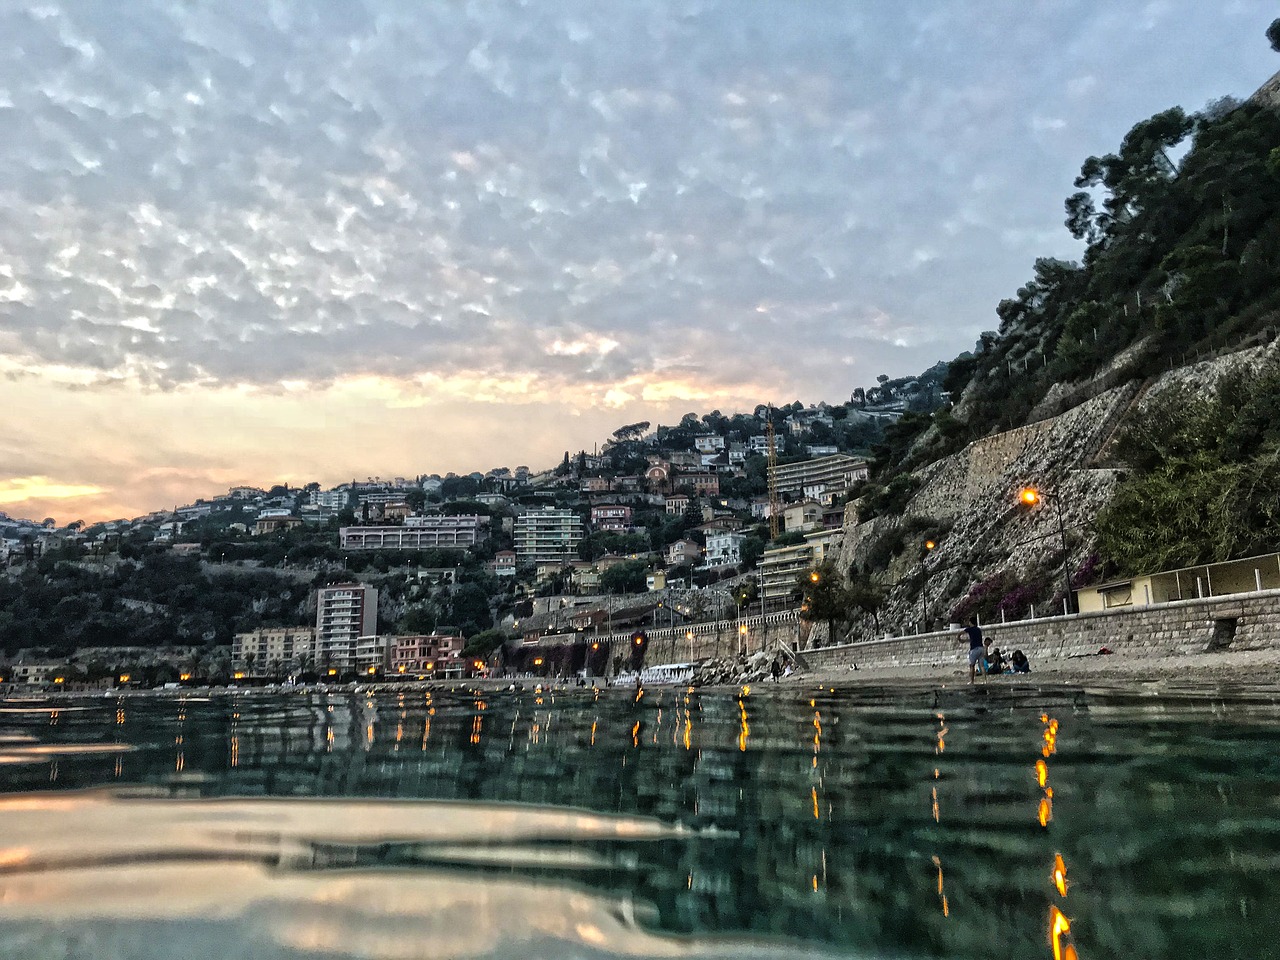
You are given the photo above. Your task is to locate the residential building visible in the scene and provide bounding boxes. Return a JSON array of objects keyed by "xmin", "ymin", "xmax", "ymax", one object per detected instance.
[
  {"xmin": 354, "ymin": 634, "xmax": 393, "ymax": 676},
  {"xmin": 702, "ymin": 531, "xmax": 747, "ymax": 568},
  {"xmin": 310, "ymin": 489, "xmax": 349, "ymax": 510},
  {"xmin": 340, "ymin": 515, "xmax": 484, "ymax": 551},
  {"xmin": 253, "ymin": 515, "xmax": 304, "ymax": 537},
  {"xmin": 232, "ymin": 627, "xmax": 316, "ymax": 672},
  {"xmin": 315, "ymin": 583, "xmax": 379, "ymax": 672},
  {"xmin": 590, "ymin": 504, "xmax": 633, "ymax": 532},
  {"xmin": 748, "ymin": 435, "xmax": 784, "ymax": 455},
  {"xmin": 782, "ymin": 500, "xmax": 823, "ymax": 533},
  {"xmin": 768, "ymin": 455, "xmax": 869, "ymax": 498},
  {"xmin": 489, "ymin": 550, "xmax": 517, "ymax": 577},
  {"xmin": 665, "ymin": 538, "xmax": 703, "ymax": 567},
  {"xmin": 579, "ymin": 477, "xmax": 610, "ymax": 493},
  {"xmin": 675, "ymin": 473, "xmax": 720, "ymax": 497},
  {"xmin": 390, "ymin": 634, "xmax": 466, "ymax": 675},
  {"xmin": 758, "ymin": 530, "xmax": 843, "ymax": 608},
  {"xmin": 514, "ymin": 507, "xmax": 585, "ymax": 564},
  {"xmin": 664, "ymin": 494, "xmax": 691, "ymax": 515},
  {"xmin": 693, "ymin": 435, "xmax": 726, "ymax": 453}
]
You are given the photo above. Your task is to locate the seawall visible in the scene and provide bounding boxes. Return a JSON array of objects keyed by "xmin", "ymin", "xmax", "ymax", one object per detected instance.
[{"xmin": 800, "ymin": 590, "xmax": 1280, "ymax": 673}]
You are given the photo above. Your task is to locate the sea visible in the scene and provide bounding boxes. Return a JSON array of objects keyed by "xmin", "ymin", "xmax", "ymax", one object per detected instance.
[{"xmin": 1, "ymin": 680, "xmax": 1278, "ymax": 959}]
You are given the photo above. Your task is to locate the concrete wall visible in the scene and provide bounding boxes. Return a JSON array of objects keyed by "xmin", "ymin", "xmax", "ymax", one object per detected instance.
[{"xmin": 802, "ymin": 590, "xmax": 1280, "ymax": 673}]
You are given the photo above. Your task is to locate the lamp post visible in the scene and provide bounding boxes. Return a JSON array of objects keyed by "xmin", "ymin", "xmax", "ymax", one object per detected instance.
[
  {"xmin": 920, "ymin": 540, "xmax": 936, "ymax": 631},
  {"xmin": 1019, "ymin": 487, "xmax": 1073, "ymax": 614}
]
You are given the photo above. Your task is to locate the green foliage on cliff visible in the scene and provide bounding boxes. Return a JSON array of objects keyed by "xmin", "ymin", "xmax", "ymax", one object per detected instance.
[
  {"xmin": 869, "ymin": 94, "xmax": 1280, "ymax": 490},
  {"xmin": 1096, "ymin": 358, "xmax": 1280, "ymax": 575}
]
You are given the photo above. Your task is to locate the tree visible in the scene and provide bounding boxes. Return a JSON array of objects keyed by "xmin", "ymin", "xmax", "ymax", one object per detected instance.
[
  {"xmin": 600, "ymin": 560, "xmax": 649, "ymax": 595},
  {"xmin": 797, "ymin": 560, "xmax": 854, "ymax": 646},
  {"xmin": 1268, "ymin": 18, "xmax": 1280, "ymax": 52}
]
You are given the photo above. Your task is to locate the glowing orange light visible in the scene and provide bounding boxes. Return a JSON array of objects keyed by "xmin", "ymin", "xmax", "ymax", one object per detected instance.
[
  {"xmin": 233, "ymin": 671, "xmax": 245, "ymax": 680},
  {"xmin": 367, "ymin": 667, "xmax": 376, "ymax": 675},
  {"xmin": 809, "ymin": 571, "xmax": 820, "ymax": 583},
  {"xmin": 1052, "ymin": 853, "xmax": 1068, "ymax": 897},
  {"xmin": 1036, "ymin": 759, "xmax": 1049, "ymax": 787},
  {"xmin": 1049, "ymin": 905, "xmax": 1078, "ymax": 960},
  {"xmin": 533, "ymin": 658, "xmax": 543, "ymax": 666},
  {"xmin": 925, "ymin": 540, "xmax": 936, "ymax": 550},
  {"xmin": 1039, "ymin": 796, "xmax": 1053, "ymax": 827},
  {"xmin": 119, "ymin": 674, "xmax": 131, "ymax": 683},
  {"xmin": 328, "ymin": 669, "xmax": 338, "ymax": 676},
  {"xmin": 1020, "ymin": 487, "xmax": 1041, "ymax": 506},
  {"xmin": 179, "ymin": 673, "xmax": 191, "ymax": 681}
]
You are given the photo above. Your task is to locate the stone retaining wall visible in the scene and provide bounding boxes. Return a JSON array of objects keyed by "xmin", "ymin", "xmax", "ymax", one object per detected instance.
[{"xmin": 802, "ymin": 590, "xmax": 1280, "ymax": 673}]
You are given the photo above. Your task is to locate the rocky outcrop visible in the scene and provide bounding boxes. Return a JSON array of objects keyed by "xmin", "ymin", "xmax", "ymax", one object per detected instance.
[{"xmin": 840, "ymin": 339, "xmax": 1280, "ymax": 641}]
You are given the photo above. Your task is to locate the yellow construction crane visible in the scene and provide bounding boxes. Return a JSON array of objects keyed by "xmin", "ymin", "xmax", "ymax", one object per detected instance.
[{"xmin": 765, "ymin": 407, "xmax": 780, "ymax": 540}]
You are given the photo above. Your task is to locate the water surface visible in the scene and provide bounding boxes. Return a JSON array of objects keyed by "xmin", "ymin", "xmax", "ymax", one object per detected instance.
[{"xmin": 1, "ymin": 681, "xmax": 1279, "ymax": 959}]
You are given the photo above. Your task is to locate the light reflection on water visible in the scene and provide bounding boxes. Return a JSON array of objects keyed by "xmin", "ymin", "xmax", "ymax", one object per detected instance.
[{"xmin": 1, "ymin": 682, "xmax": 1279, "ymax": 959}]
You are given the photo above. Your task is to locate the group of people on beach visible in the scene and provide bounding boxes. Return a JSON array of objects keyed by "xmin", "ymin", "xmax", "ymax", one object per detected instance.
[{"xmin": 958, "ymin": 619, "xmax": 1030, "ymax": 683}]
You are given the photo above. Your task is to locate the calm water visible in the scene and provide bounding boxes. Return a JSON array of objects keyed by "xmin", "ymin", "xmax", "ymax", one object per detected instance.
[{"xmin": 1, "ymin": 681, "xmax": 1279, "ymax": 960}]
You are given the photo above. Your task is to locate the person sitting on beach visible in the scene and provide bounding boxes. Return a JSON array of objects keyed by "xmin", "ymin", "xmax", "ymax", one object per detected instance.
[
  {"xmin": 985, "ymin": 646, "xmax": 1008, "ymax": 675},
  {"xmin": 1010, "ymin": 649, "xmax": 1031, "ymax": 674},
  {"xmin": 958, "ymin": 619, "xmax": 985, "ymax": 684}
]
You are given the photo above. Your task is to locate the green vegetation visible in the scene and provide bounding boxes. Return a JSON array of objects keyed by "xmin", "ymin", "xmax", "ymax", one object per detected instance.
[{"xmin": 1096, "ymin": 358, "xmax": 1280, "ymax": 575}]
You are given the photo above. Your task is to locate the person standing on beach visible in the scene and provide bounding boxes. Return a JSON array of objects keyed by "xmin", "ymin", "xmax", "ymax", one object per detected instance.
[{"xmin": 959, "ymin": 619, "xmax": 985, "ymax": 684}]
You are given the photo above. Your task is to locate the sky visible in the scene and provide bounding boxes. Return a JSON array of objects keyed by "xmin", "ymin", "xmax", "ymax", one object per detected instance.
[{"xmin": 1, "ymin": 1, "xmax": 1277, "ymax": 524}]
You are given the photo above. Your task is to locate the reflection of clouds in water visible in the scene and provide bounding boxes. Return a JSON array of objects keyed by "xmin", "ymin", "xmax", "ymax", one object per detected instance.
[{"xmin": 0, "ymin": 790, "xmax": 830, "ymax": 960}]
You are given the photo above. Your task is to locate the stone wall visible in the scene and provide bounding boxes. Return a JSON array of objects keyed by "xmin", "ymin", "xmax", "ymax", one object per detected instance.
[{"xmin": 802, "ymin": 590, "xmax": 1280, "ymax": 673}]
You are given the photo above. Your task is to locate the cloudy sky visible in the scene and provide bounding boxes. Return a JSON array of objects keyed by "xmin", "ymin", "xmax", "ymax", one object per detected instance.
[{"xmin": 1, "ymin": 1, "xmax": 1277, "ymax": 522}]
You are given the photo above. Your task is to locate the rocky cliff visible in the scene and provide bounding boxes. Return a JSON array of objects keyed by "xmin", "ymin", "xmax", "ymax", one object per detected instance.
[{"xmin": 837, "ymin": 339, "xmax": 1279, "ymax": 641}]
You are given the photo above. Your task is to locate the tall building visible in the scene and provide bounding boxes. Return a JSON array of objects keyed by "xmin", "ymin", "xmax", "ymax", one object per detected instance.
[
  {"xmin": 514, "ymin": 507, "xmax": 585, "ymax": 564},
  {"xmin": 314, "ymin": 583, "xmax": 379, "ymax": 672}
]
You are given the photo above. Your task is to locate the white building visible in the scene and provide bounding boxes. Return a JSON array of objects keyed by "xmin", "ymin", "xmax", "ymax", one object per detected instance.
[
  {"xmin": 315, "ymin": 583, "xmax": 379, "ymax": 672},
  {"xmin": 514, "ymin": 507, "xmax": 584, "ymax": 564},
  {"xmin": 340, "ymin": 515, "xmax": 484, "ymax": 551},
  {"xmin": 701, "ymin": 531, "xmax": 747, "ymax": 568}
]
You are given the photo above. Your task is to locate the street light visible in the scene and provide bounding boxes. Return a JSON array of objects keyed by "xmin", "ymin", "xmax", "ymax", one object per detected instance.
[
  {"xmin": 686, "ymin": 629, "xmax": 694, "ymax": 662},
  {"xmin": 921, "ymin": 540, "xmax": 936, "ymax": 631},
  {"xmin": 1018, "ymin": 486, "xmax": 1074, "ymax": 614}
]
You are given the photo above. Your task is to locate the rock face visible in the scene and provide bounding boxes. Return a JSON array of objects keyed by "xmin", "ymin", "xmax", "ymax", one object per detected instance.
[
  {"xmin": 1251, "ymin": 67, "xmax": 1280, "ymax": 111},
  {"xmin": 837, "ymin": 340, "xmax": 1278, "ymax": 641}
]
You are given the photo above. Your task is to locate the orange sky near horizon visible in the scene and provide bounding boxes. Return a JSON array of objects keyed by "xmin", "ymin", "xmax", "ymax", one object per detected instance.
[{"xmin": 0, "ymin": 368, "xmax": 776, "ymax": 525}]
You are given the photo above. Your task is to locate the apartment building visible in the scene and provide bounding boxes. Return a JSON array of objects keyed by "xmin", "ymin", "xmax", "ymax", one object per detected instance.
[
  {"xmin": 590, "ymin": 504, "xmax": 633, "ymax": 532},
  {"xmin": 339, "ymin": 515, "xmax": 484, "ymax": 551},
  {"xmin": 514, "ymin": 507, "xmax": 585, "ymax": 564},
  {"xmin": 232, "ymin": 627, "xmax": 316, "ymax": 671},
  {"xmin": 758, "ymin": 529, "xmax": 843, "ymax": 608},
  {"xmin": 701, "ymin": 531, "xmax": 747, "ymax": 568},
  {"xmin": 768, "ymin": 454, "xmax": 869, "ymax": 497},
  {"xmin": 315, "ymin": 583, "xmax": 379, "ymax": 672},
  {"xmin": 390, "ymin": 634, "xmax": 466, "ymax": 675}
]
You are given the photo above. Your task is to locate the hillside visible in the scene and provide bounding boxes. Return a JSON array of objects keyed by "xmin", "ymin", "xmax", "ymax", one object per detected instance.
[{"xmin": 833, "ymin": 65, "xmax": 1280, "ymax": 638}]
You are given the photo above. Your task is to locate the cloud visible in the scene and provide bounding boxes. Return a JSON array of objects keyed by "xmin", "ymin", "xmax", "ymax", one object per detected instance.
[{"xmin": 0, "ymin": 0, "xmax": 1276, "ymax": 520}]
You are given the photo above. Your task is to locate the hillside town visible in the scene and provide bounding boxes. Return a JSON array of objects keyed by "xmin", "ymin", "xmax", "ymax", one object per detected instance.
[{"xmin": 0, "ymin": 383, "xmax": 946, "ymax": 690}]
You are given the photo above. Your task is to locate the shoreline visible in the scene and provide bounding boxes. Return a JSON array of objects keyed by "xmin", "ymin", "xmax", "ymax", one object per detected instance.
[
  {"xmin": 8, "ymin": 647, "xmax": 1280, "ymax": 702},
  {"xmin": 792, "ymin": 646, "xmax": 1280, "ymax": 688}
]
